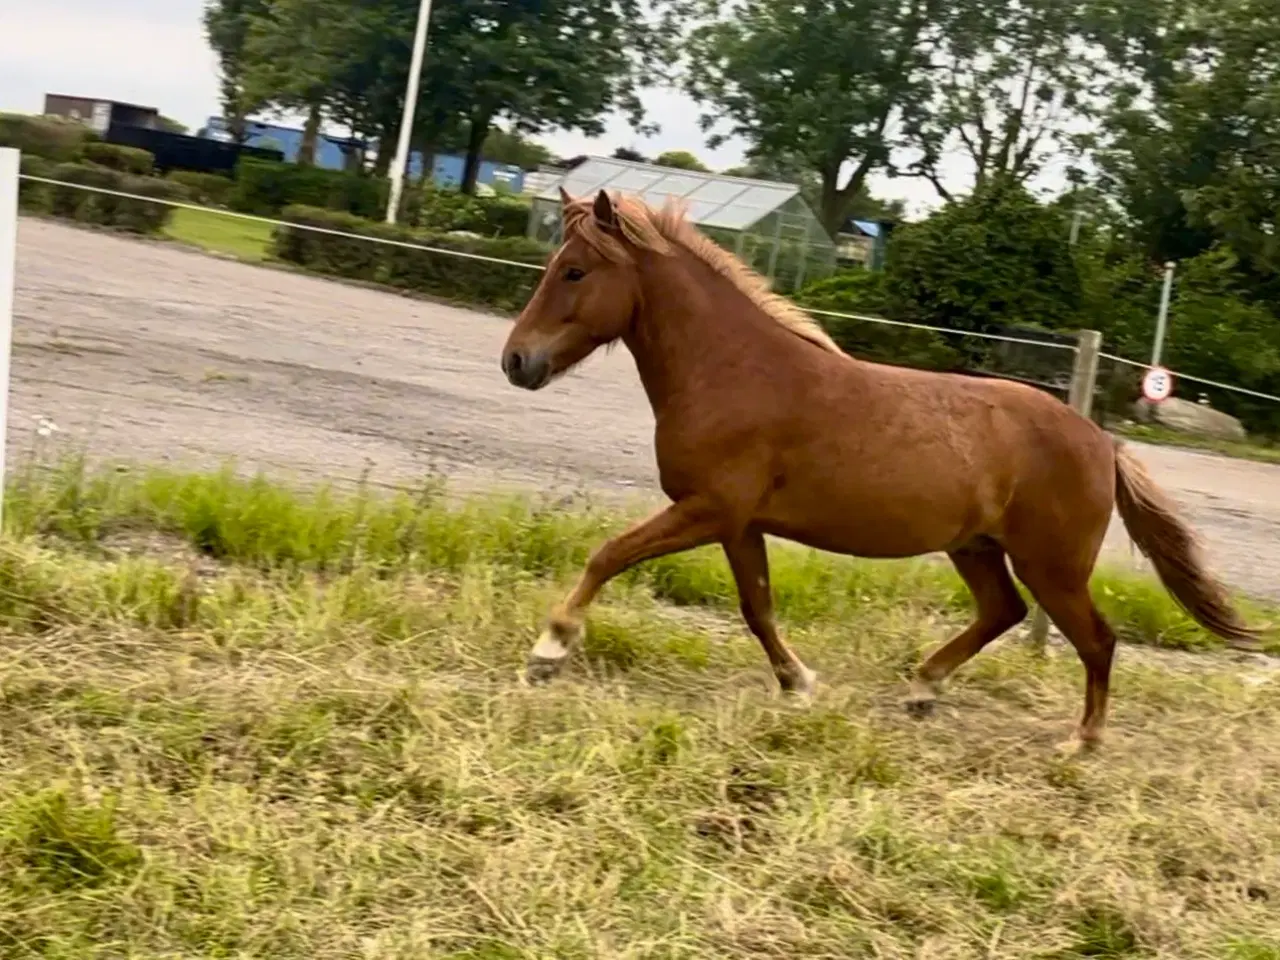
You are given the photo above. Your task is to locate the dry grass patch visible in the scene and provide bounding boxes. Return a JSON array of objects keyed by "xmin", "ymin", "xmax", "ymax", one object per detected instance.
[{"xmin": 0, "ymin": 523, "xmax": 1275, "ymax": 958}]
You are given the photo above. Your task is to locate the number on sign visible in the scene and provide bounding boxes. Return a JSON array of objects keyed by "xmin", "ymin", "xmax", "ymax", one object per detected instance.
[{"xmin": 1142, "ymin": 366, "xmax": 1174, "ymax": 403}]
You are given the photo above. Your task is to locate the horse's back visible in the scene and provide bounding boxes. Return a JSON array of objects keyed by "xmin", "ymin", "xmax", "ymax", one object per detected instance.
[{"xmin": 746, "ymin": 357, "xmax": 1117, "ymax": 557}]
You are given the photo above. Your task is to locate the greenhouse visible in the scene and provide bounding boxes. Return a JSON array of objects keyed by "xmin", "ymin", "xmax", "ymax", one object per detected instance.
[{"xmin": 526, "ymin": 156, "xmax": 837, "ymax": 291}]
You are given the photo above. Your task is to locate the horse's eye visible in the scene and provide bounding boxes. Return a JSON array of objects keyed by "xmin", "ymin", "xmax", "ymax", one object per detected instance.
[{"xmin": 564, "ymin": 267, "xmax": 586, "ymax": 282}]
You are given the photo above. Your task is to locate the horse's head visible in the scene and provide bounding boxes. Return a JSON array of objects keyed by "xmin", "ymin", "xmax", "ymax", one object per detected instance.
[{"xmin": 500, "ymin": 188, "xmax": 651, "ymax": 390}]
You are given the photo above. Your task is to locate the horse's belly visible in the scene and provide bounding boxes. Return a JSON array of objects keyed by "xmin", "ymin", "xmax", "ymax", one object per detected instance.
[{"xmin": 754, "ymin": 475, "xmax": 993, "ymax": 559}]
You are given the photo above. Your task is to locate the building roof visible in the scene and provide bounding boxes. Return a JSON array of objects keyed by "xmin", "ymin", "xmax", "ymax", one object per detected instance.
[
  {"xmin": 840, "ymin": 219, "xmax": 883, "ymax": 238},
  {"xmin": 537, "ymin": 155, "xmax": 805, "ymax": 232},
  {"xmin": 45, "ymin": 93, "xmax": 158, "ymax": 114}
]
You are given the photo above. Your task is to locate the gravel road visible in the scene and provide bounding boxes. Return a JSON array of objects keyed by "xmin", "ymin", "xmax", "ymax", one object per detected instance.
[{"xmin": 13, "ymin": 218, "xmax": 1280, "ymax": 600}]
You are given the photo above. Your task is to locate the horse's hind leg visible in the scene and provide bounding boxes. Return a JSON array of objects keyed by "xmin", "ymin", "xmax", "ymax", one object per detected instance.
[
  {"xmin": 905, "ymin": 539, "xmax": 1028, "ymax": 715},
  {"xmin": 1010, "ymin": 559, "xmax": 1117, "ymax": 752}
]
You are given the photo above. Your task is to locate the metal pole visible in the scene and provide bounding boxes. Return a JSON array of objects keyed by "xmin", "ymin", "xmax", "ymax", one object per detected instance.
[
  {"xmin": 1151, "ymin": 260, "xmax": 1176, "ymax": 367},
  {"xmin": 0, "ymin": 150, "xmax": 17, "ymax": 534},
  {"xmin": 385, "ymin": 0, "xmax": 433, "ymax": 225},
  {"xmin": 1028, "ymin": 328, "xmax": 1103, "ymax": 651}
]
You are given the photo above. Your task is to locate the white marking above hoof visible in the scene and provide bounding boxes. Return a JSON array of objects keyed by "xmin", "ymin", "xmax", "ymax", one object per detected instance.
[{"xmin": 531, "ymin": 629, "xmax": 571, "ymax": 662}]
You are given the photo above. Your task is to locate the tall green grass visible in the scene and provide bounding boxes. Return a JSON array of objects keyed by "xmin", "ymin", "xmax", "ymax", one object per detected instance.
[{"xmin": 5, "ymin": 457, "xmax": 1275, "ymax": 654}]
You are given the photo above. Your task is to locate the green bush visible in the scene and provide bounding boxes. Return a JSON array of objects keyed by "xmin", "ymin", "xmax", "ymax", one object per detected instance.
[
  {"xmin": 230, "ymin": 158, "xmax": 386, "ymax": 218},
  {"xmin": 272, "ymin": 205, "xmax": 548, "ymax": 312},
  {"xmin": 795, "ymin": 269, "xmax": 963, "ymax": 371},
  {"xmin": 884, "ymin": 181, "xmax": 1083, "ymax": 336},
  {"xmin": 17, "ymin": 155, "xmax": 54, "ymax": 212},
  {"xmin": 81, "ymin": 142, "xmax": 154, "ymax": 176},
  {"xmin": 166, "ymin": 170, "xmax": 234, "ymax": 207},
  {"xmin": 398, "ymin": 185, "xmax": 531, "ymax": 237},
  {"xmin": 0, "ymin": 113, "xmax": 96, "ymax": 162},
  {"xmin": 44, "ymin": 163, "xmax": 187, "ymax": 234}
]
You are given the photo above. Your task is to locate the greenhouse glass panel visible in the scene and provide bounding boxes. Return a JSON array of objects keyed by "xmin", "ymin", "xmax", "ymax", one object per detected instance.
[{"xmin": 528, "ymin": 156, "xmax": 837, "ymax": 291}]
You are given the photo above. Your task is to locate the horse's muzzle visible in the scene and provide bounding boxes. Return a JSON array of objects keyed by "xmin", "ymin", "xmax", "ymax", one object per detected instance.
[{"xmin": 501, "ymin": 348, "xmax": 551, "ymax": 390}]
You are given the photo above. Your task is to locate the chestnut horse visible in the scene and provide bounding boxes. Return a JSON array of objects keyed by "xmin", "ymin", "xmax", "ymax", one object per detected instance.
[{"xmin": 500, "ymin": 188, "xmax": 1256, "ymax": 751}]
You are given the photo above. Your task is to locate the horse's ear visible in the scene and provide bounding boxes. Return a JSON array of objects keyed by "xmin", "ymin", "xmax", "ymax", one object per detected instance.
[
  {"xmin": 593, "ymin": 189, "xmax": 616, "ymax": 227},
  {"xmin": 558, "ymin": 186, "xmax": 574, "ymax": 208}
]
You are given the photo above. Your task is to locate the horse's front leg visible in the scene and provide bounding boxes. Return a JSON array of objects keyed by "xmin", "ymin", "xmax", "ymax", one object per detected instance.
[{"xmin": 526, "ymin": 497, "xmax": 721, "ymax": 684}]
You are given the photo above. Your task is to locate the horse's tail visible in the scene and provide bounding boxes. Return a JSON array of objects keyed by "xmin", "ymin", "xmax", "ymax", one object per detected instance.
[{"xmin": 1112, "ymin": 440, "xmax": 1259, "ymax": 648}]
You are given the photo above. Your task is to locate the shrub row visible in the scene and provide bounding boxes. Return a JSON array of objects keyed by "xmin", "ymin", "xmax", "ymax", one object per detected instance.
[
  {"xmin": 232, "ymin": 158, "xmax": 531, "ymax": 237},
  {"xmin": 81, "ymin": 141, "xmax": 154, "ymax": 176},
  {"xmin": 404, "ymin": 186, "xmax": 531, "ymax": 238},
  {"xmin": 271, "ymin": 205, "xmax": 548, "ymax": 312},
  {"xmin": 165, "ymin": 170, "xmax": 235, "ymax": 207},
  {"xmin": 0, "ymin": 112, "xmax": 98, "ymax": 163},
  {"xmin": 229, "ymin": 158, "xmax": 386, "ymax": 219},
  {"xmin": 18, "ymin": 158, "xmax": 186, "ymax": 234},
  {"xmin": 795, "ymin": 269, "xmax": 965, "ymax": 372}
]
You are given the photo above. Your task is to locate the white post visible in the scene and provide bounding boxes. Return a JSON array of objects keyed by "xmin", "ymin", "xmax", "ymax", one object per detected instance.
[
  {"xmin": 1151, "ymin": 260, "xmax": 1176, "ymax": 367},
  {"xmin": 0, "ymin": 149, "xmax": 18, "ymax": 533},
  {"xmin": 385, "ymin": 0, "xmax": 434, "ymax": 225}
]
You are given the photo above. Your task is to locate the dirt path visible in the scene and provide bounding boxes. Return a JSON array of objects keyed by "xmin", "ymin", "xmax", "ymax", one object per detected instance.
[{"xmin": 12, "ymin": 218, "xmax": 1280, "ymax": 600}]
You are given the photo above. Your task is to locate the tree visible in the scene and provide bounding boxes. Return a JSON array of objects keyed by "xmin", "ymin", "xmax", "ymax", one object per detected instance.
[
  {"xmin": 240, "ymin": 0, "xmax": 375, "ymax": 165},
  {"xmin": 654, "ymin": 149, "xmax": 709, "ymax": 171},
  {"xmin": 724, "ymin": 151, "xmax": 906, "ymax": 229},
  {"xmin": 883, "ymin": 180, "xmax": 1081, "ymax": 334},
  {"xmin": 419, "ymin": 0, "xmax": 679, "ymax": 193},
  {"xmin": 1091, "ymin": 0, "xmax": 1280, "ymax": 283},
  {"xmin": 202, "ymin": 0, "xmax": 269, "ymax": 141},
  {"xmin": 901, "ymin": 0, "xmax": 1097, "ymax": 199},
  {"xmin": 613, "ymin": 146, "xmax": 649, "ymax": 162},
  {"xmin": 479, "ymin": 127, "xmax": 554, "ymax": 169},
  {"xmin": 683, "ymin": 0, "xmax": 944, "ymax": 234}
]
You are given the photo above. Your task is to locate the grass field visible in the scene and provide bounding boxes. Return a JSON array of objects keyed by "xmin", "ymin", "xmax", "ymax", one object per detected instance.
[
  {"xmin": 163, "ymin": 207, "xmax": 273, "ymax": 261},
  {"xmin": 0, "ymin": 458, "xmax": 1276, "ymax": 958},
  {"xmin": 1116, "ymin": 424, "xmax": 1280, "ymax": 466}
]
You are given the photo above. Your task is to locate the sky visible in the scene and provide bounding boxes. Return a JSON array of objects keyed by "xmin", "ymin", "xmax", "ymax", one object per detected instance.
[{"xmin": 1, "ymin": 0, "xmax": 999, "ymax": 218}]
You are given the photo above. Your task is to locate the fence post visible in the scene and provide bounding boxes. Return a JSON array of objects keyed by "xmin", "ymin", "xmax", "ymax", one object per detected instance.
[
  {"xmin": 0, "ymin": 149, "xmax": 18, "ymax": 536},
  {"xmin": 1028, "ymin": 328, "xmax": 1103, "ymax": 651}
]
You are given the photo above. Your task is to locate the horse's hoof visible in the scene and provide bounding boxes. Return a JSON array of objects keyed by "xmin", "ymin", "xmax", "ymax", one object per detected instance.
[
  {"xmin": 903, "ymin": 679, "xmax": 939, "ymax": 718},
  {"xmin": 779, "ymin": 664, "xmax": 817, "ymax": 704},
  {"xmin": 524, "ymin": 656, "xmax": 563, "ymax": 686},
  {"xmin": 903, "ymin": 696, "xmax": 936, "ymax": 718},
  {"xmin": 1054, "ymin": 735, "xmax": 1100, "ymax": 758}
]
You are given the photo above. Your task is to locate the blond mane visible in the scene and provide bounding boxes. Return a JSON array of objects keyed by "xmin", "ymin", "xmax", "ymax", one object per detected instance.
[{"xmin": 562, "ymin": 192, "xmax": 846, "ymax": 357}]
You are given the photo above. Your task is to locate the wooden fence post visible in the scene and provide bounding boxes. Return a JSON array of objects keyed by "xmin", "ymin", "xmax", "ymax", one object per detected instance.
[{"xmin": 1028, "ymin": 328, "xmax": 1103, "ymax": 650}]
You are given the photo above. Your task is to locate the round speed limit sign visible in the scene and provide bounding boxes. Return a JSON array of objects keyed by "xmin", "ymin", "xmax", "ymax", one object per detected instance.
[{"xmin": 1141, "ymin": 366, "xmax": 1174, "ymax": 403}]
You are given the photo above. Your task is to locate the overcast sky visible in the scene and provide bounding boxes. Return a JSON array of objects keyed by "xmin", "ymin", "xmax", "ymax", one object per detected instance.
[{"xmin": 0, "ymin": 0, "xmax": 987, "ymax": 217}]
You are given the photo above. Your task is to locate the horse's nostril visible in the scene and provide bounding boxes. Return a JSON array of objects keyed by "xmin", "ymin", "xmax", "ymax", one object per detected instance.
[{"xmin": 504, "ymin": 350, "xmax": 524, "ymax": 376}]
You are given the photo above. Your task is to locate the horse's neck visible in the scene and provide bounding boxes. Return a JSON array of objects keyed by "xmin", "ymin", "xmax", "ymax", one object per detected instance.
[{"xmin": 623, "ymin": 252, "xmax": 780, "ymax": 409}]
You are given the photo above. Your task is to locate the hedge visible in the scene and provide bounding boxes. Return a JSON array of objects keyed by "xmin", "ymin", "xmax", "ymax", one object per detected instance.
[
  {"xmin": 795, "ymin": 270, "xmax": 964, "ymax": 372},
  {"xmin": 272, "ymin": 205, "xmax": 548, "ymax": 312},
  {"xmin": 27, "ymin": 162, "xmax": 188, "ymax": 234},
  {"xmin": 0, "ymin": 112, "xmax": 96, "ymax": 162},
  {"xmin": 404, "ymin": 187, "xmax": 531, "ymax": 238},
  {"xmin": 81, "ymin": 141, "xmax": 155, "ymax": 176},
  {"xmin": 230, "ymin": 158, "xmax": 533, "ymax": 237},
  {"xmin": 166, "ymin": 170, "xmax": 235, "ymax": 207},
  {"xmin": 17, "ymin": 155, "xmax": 54, "ymax": 212},
  {"xmin": 229, "ymin": 158, "xmax": 387, "ymax": 219}
]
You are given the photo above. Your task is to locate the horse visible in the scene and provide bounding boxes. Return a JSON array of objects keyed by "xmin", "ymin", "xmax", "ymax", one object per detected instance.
[{"xmin": 499, "ymin": 187, "xmax": 1257, "ymax": 753}]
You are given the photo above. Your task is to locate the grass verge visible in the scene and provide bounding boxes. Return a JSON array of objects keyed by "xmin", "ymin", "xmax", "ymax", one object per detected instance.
[
  {"xmin": 0, "ymin": 459, "xmax": 1276, "ymax": 958},
  {"xmin": 8, "ymin": 457, "xmax": 1277, "ymax": 655},
  {"xmin": 1118, "ymin": 423, "xmax": 1280, "ymax": 466},
  {"xmin": 163, "ymin": 206, "xmax": 273, "ymax": 261}
]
